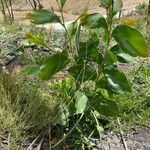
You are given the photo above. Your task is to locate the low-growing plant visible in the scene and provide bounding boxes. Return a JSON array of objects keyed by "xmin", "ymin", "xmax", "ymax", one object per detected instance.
[{"xmin": 25, "ymin": 0, "xmax": 149, "ymax": 148}]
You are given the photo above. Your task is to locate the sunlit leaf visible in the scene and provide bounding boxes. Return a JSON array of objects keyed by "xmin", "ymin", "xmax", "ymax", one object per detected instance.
[
  {"xmin": 68, "ymin": 21, "xmax": 78, "ymax": 43},
  {"xmin": 75, "ymin": 91, "xmax": 90, "ymax": 114},
  {"xmin": 113, "ymin": 0, "xmax": 123, "ymax": 16},
  {"xmin": 39, "ymin": 50, "xmax": 68, "ymax": 80},
  {"xmin": 110, "ymin": 45, "xmax": 134, "ymax": 63},
  {"xmin": 93, "ymin": 98, "xmax": 119, "ymax": 117},
  {"xmin": 27, "ymin": 9, "xmax": 61, "ymax": 24},
  {"xmin": 112, "ymin": 25, "xmax": 148, "ymax": 57},
  {"xmin": 80, "ymin": 13, "xmax": 108, "ymax": 29},
  {"xmin": 26, "ymin": 33, "xmax": 48, "ymax": 48},
  {"xmin": 104, "ymin": 67, "xmax": 131, "ymax": 93}
]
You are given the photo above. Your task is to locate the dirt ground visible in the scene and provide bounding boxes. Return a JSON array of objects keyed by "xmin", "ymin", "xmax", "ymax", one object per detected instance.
[
  {"xmin": 0, "ymin": 127, "xmax": 149, "ymax": 149},
  {"xmin": 91, "ymin": 127, "xmax": 150, "ymax": 150},
  {"xmin": 0, "ymin": 0, "xmax": 149, "ymax": 22}
]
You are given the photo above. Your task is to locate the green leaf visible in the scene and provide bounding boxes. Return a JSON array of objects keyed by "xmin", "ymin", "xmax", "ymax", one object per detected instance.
[
  {"xmin": 39, "ymin": 50, "xmax": 68, "ymax": 80},
  {"xmin": 56, "ymin": 103, "xmax": 70, "ymax": 126},
  {"xmin": 22, "ymin": 65, "xmax": 40, "ymax": 76},
  {"xmin": 112, "ymin": 25, "xmax": 148, "ymax": 57},
  {"xmin": 68, "ymin": 21, "xmax": 78, "ymax": 43},
  {"xmin": 26, "ymin": 33, "xmax": 48, "ymax": 48},
  {"xmin": 104, "ymin": 50, "xmax": 117, "ymax": 66},
  {"xmin": 96, "ymin": 76, "xmax": 116, "ymax": 94},
  {"xmin": 59, "ymin": 0, "xmax": 67, "ymax": 8},
  {"xmin": 99, "ymin": 0, "xmax": 112, "ymax": 8},
  {"xmin": 80, "ymin": 13, "xmax": 108, "ymax": 29},
  {"xmin": 113, "ymin": 0, "xmax": 123, "ymax": 16},
  {"xmin": 110, "ymin": 45, "xmax": 134, "ymax": 63},
  {"xmin": 77, "ymin": 33, "xmax": 103, "ymax": 65},
  {"xmin": 68, "ymin": 64, "xmax": 97, "ymax": 82},
  {"xmin": 93, "ymin": 98, "xmax": 119, "ymax": 117},
  {"xmin": 104, "ymin": 67, "xmax": 131, "ymax": 93},
  {"xmin": 27, "ymin": 9, "xmax": 61, "ymax": 24},
  {"xmin": 75, "ymin": 91, "xmax": 89, "ymax": 114}
]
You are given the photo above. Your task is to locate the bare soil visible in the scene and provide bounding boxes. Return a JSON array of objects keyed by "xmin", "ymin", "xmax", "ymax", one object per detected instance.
[
  {"xmin": 0, "ymin": 0, "xmax": 149, "ymax": 22},
  {"xmin": 0, "ymin": 127, "xmax": 149, "ymax": 149},
  {"xmin": 92, "ymin": 127, "xmax": 150, "ymax": 150}
]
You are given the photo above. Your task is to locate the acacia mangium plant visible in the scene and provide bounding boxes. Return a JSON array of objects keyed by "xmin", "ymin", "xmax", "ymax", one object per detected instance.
[{"xmin": 25, "ymin": 0, "xmax": 149, "ymax": 148}]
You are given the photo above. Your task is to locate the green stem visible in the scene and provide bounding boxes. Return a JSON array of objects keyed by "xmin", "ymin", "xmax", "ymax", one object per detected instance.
[
  {"xmin": 51, "ymin": 113, "xmax": 84, "ymax": 149},
  {"xmin": 56, "ymin": 0, "xmax": 73, "ymax": 56}
]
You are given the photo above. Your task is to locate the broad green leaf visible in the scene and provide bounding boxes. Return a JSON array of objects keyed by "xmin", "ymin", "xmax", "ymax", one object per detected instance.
[
  {"xmin": 99, "ymin": 0, "xmax": 112, "ymax": 8},
  {"xmin": 39, "ymin": 50, "xmax": 68, "ymax": 80},
  {"xmin": 93, "ymin": 98, "xmax": 119, "ymax": 117},
  {"xmin": 75, "ymin": 91, "xmax": 89, "ymax": 114},
  {"xmin": 22, "ymin": 65, "xmax": 40, "ymax": 76},
  {"xmin": 96, "ymin": 77, "xmax": 116, "ymax": 94},
  {"xmin": 80, "ymin": 13, "xmax": 108, "ymax": 29},
  {"xmin": 104, "ymin": 67, "xmax": 131, "ymax": 93},
  {"xmin": 112, "ymin": 25, "xmax": 148, "ymax": 57},
  {"xmin": 104, "ymin": 50, "xmax": 117, "ymax": 66},
  {"xmin": 68, "ymin": 64, "xmax": 97, "ymax": 82},
  {"xmin": 56, "ymin": 103, "xmax": 70, "ymax": 126},
  {"xmin": 110, "ymin": 45, "xmax": 134, "ymax": 63},
  {"xmin": 77, "ymin": 33, "xmax": 103, "ymax": 65},
  {"xmin": 59, "ymin": 0, "xmax": 67, "ymax": 8},
  {"xmin": 26, "ymin": 33, "xmax": 48, "ymax": 48},
  {"xmin": 27, "ymin": 9, "xmax": 61, "ymax": 24},
  {"xmin": 68, "ymin": 21, "xmax": 78, "ymax": 42},
  {"xmin": 113, "ymin": 0, "xmax": 123, "ymax": 16}
]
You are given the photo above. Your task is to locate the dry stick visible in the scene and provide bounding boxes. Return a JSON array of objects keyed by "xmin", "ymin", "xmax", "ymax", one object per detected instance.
[
  {"xmin": 8, "ymin": 0, "xmax": 14, "ymax": 20},
  {"xmin": 117, "ymin": 118, "xmax": 129, "ymax": 150},
  {"xmin": 7, "ymin": 133, "xmax": 11, "ymax": 150},
  {"xmin": 36, "ymin": 136, "xmax": 45, "ymax": 150},
  {"xmin": 27, "ymin": 135, "xmax": 40, "ymax": 150}
]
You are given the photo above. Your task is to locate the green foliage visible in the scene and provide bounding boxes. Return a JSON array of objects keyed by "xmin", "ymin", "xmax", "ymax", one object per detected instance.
[
  {"xmin": 39, "ymin": 50, "xmax": 68, "ymax": 80},
  {"xmin": 75, "ymin": 91, "xmax": 89, "ymax": 114},
  {"xmin": 25, "ymin": 0, "xmax": 149, "ymax": 148},
  {"xmin": 27, "ymin": 9, "xmax": 61, "ymax": 24},
  {"xmin": 0, "ymin": 69, "xmax": 59, "ymax": 148},
  {"xmin": 80, "ymin": 13, "xmax": 108, "ymax": 29},
  {"xmin": 112, "ymin": 25, "xmax": 148, "ymax": 57},
  {"xmin": 59, "ymin": 0, "xmax": 67, "ymax": 8}
]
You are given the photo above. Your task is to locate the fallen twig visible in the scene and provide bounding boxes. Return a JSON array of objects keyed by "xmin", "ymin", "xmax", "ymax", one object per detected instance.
[
  {"xmin": 117, "ymin": 118, "xmax": 129, "ymax": 150},
  {"xmin": 27, "ymin": 135, "xmax": 40, "ymax": 150}
]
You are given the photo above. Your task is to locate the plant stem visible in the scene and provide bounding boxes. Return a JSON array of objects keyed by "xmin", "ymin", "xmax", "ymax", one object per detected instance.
[
  {"xmin": 55, "ymin": 0, "xmax": 73, "ymax": 56},
  {"xmin": 51, "ymin": 113, "xmax": 84, "ymax": 148},
  {"xmin": 106, "ymin": 0, "xmax": 114, "ymax": 48}
]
